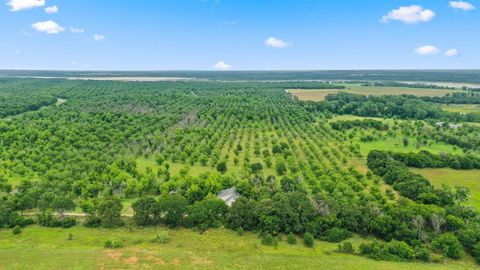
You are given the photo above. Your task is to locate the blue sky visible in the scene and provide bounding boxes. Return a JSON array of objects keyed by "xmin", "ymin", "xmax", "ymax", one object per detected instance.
[{"xmin": 0, "ymin": 0, "xmax": 478, "ymax": 70}]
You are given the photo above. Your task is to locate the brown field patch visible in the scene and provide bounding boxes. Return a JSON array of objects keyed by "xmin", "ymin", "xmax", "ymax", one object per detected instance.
[
  {"xmin": 123, "ymin": 256, "xmax": 138, "ymax": 265},
  {"xmin": 105, "ymin": 250, "xmax": 123, "ymax": 261}
]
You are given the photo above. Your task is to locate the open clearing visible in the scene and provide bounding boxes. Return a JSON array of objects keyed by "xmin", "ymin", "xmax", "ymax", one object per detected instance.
[
  {"xmin": 288, "ymin": 84, "xmax": 461, "ymax": 101},
  {"xmin": 412, "ymin": 168, "xmax": 480, "ymax": 210},
  {"xmin": 0, "ymin": 226, "xmax": 478, "ymax": 270},
  {"xmin": 442, "ymin": 104, "xmax": 480, "ymax": 114}
]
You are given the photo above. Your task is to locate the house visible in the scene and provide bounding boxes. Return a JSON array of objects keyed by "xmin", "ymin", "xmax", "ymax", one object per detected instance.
[{"xmin": 217, "ymin": 187, "xmax": 240, "ymax": 207}]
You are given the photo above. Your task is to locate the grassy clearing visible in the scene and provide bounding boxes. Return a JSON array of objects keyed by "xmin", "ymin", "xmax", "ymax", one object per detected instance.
[
  {"xmin": 411, "ymin": 168, "xmax": 480, "ymax": 210},
  {"xmin": 355, "ymin": 136, "xmax": 463, "ymax": 157},
  {"xmin": 442, "ymin": 104, "xmax": 480, "ymax": 114},
  {"xmin": 288, "ymin": 84, "xmax": 461, "ymax": 101},
  {"xmin": 0, "ymin": 226, "xmax": 478, "ymax": 270}
]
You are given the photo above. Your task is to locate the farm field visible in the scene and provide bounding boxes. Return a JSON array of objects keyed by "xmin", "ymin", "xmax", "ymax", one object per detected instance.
[
  {"xmin": 288, "ymin": 84, "xmax": 461, "ymax": 101},
  {"xmin": 412, "ymin": 168, "xmax": 480, "ymax": 210},
  {"xmin": 0, "ymin": 226, "xmax": 479, "ymax": 270}
]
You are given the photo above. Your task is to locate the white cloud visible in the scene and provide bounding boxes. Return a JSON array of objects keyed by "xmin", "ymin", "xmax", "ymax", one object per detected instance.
[
  {"xmin": 31, "ymin": 20, "xmax": 65, "ymax": 34},
  {"xmin": 44, "ymin": 5, "xmax": 58, "ymax": 14},
  {"xmin": 381, "ymin": 5, "xmax": 435, "ymax": 24},
  {"xmin": 449, "ymin": 1, "xmax": 475, "ymax": 11},
  {"xmin": 213, "ymin": 60, "xmax": 232, "ymax": 70},
  {"xmin": 265, "ymin": 37, "xmax": 289, "ymax": 48},
  {"xmin": 7, "ymin": 0, "xmax": 45, "ymax": 11},
  {"xmin": 415, "ymin": 45, "xmax": 439, "ymax": 55},
  {"xmin": 93, "ymin": 34, "xmax": 105, "ymax": 41},
  {"xmin": 70, "ymin": 27, "xmax": 84, "ymax": 33},
  {"xmin": 445, "ymin": 48, "xmax": 459, "ymax": 57}
]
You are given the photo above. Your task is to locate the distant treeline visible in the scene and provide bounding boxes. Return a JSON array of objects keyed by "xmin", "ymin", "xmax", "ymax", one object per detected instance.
[
  {"xmin": 374, "ymin": 150, "xmax": 480, "ymax": 170},
  {"xmin": 421, "ymin": 92, "xmax": 480, "ymax": 105},
  {"xmin": 364, "ymin": 81, "xmax": 455, "ymax": 90},
  {"xmin": 3, "ymin": 70, "xmax": 480, "ymax": 83},
  {"xmin": 303, "ymin": 92, "xmax": 480, "ymax": 122},
  {"xmin": 330, "ymin": 119, "xmax": 389, "ymax": 131}
]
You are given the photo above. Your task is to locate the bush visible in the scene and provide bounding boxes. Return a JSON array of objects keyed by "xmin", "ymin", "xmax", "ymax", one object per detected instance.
[
  {"xmin": 261, "ymin": 233, "xmax": 278, "ymax": 246},
  {"xmin": 384, "ymin": 240, "xmax": 415, "ymax": 261},
  {"xmin": 151, "ymin": 232, "xmax": 170, "ymax": 244},
  {"xmin": 432, "ymin": 233, "xmax": 463, "ymax": 259},
  {"xmin": 287, "ymin": 233, "xmax": 297, "ymax": 245},
  {"xmin": 104, "ymin": 239, "xmax": 125, "ymax": 248},
  {"xmin": 303, "ymin": 232, "xmax": 314, "ymax": 248},
  {"xmin": 84, "ymin": 216, "xmax": 101, "ymax": 227},
  {"xmin": 472, "ymin": 242, "xmax": 480, "ymax": 263},
  {"xmin": 359, "ymin": 240, "xmax": 414, "ymax": 261},
  {"xmin": 37, "ymin": 211, "xmax": 76, "ymax": 228},
  {"xmin": 337, "ymin": 242, "xmax": 355, "ymax": 254},
  {"xmin": 12, "ymin": 225, "xmax": 21, "ymax": 235},
  {"xmin": 415, "ymin": 246, "xmax": 430, "ymax": 262},
  {"xmin": 321, "ymin": 227, "xmax": 352, "ymax": 243}
]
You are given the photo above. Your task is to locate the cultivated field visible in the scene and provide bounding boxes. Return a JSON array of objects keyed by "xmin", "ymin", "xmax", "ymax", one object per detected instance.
[{"xmin": 289, "ymin": 84, "xmax": 461, "ymax": 101}]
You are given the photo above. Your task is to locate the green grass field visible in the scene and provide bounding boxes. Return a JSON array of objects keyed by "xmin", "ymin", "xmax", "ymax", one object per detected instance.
[
  {"xmin": 356, "ymin": 136, "xmax": 463, "ymax": 157},
  {"xmin": 442, "ymin": 104, "xmax": 480, "ymax": 114},
  {"xmin": 289, "ymin": 84, "xmax": 461, "ymax": 101},
  {"xmin": 0, "ymin": 226, "xmax": 478, "ymax": 270},
  {"xmin": 411, "ymin": 168, "xmax": 480, "ymax": 210}
]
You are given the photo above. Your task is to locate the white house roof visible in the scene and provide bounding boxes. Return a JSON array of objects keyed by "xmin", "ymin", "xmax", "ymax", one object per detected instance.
[{"xmin": 217, "ymin": 187, "xmax": 240, "ymax": 207}]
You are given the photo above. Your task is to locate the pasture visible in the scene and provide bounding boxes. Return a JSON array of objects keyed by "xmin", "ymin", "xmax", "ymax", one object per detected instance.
[
  {"xmin": 0, "ymin": 226, "xmax": 479, "ymax": 270},
  {"xmin": 412, "ymin": 168, "xmax": 480, "ymax": 210}
]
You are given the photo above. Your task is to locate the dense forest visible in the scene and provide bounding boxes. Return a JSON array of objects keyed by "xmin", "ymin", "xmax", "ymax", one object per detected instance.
[{"xmin": 1, "ymin": 78, "xmax": 480, "ymax": 265}]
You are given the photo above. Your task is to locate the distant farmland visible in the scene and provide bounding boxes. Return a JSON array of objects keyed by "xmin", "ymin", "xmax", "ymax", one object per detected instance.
[{"xmin": 288, "ymin": 84, "xmax": 461, "ymax": 101}]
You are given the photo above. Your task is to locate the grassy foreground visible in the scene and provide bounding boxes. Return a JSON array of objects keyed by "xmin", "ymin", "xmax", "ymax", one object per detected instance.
[{"xmin": 0, "ymin": 226, "xmax": 478, "ymax": 270}]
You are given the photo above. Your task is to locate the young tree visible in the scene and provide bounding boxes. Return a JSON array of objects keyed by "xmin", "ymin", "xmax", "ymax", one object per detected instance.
[
  {"xmin": 51, "ymin": 196, "xmax": 76, "ymax": 219},
  {"xmin": 158, "ymin": 194, "xmax": 188, "ymax": 227},
  {"xmin": 132, "ymin": 197, "xmax": 160, "ymax": 226},
  {"xmin": 216, "ymin": 161, "xmax": 227, "ymax": 174},
  {"xmin": 97, "ymin": 196, "xmax": 123, "ymax": 228}
]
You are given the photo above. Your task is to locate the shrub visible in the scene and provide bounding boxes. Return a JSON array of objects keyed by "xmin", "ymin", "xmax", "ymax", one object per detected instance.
[
  {"xmin": 104, "ymin": 239, "xmax": 124, "ymax": 248},
  {"xmin": 261, "ymin": 233, "xmax": 278, "ymax": 246},
  {"xmin": 359, "ymin": 240, "xmax": 414, "ymax": 261},
  {"xmin": 287, "ymin": 233, "xmax": 297, "ymax": 245},
  {"xmin": 303, "ymin": 232, "xmax": 314, "ymax": 248},
  {"xmin": 472, "ymin": 242, "xmax": 480, "ymax": 263},
  {"xmin": 12, "ymin": 225, "xmax": 21, "ymax": 235},
  {"xmin": 151, "ymin": 232, "xmax": 170, "ymax": 244},
  {"xmin": 337, "ymin": 242, "xmax": 355, "ymax": 254},
  {"xmin": 84, "ymin": 216, "xmax": 101, "ymax": 227},
  {"xmin": 415, "ymin": 246, "xmax": 430, "ymax": 262},
  {"xmin": 384, "ymin": 240, "xmax": 415, "ymax": 261},
  {"xmin": 321, "ymin": 227, "xmax": 352, "ymax": 243},
  {"xmin": 432, "ymin": 233, "xmax": 463, "ymax": 259}
]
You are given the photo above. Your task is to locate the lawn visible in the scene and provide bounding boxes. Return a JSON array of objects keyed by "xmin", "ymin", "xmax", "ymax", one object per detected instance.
[
  {"xmin": 411, "ymin": 168, "xmax": 480, "ymax": 210},
  {"xmin": 0, "ymin": 226, "xmax": 478, "ymax": 270},
  {"xmin": 288, "ymin": 84, "xmax": 461, "ymax": 101}
]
